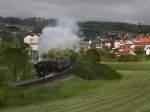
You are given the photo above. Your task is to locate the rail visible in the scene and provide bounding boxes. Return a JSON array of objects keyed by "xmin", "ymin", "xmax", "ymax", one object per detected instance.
[{"xmin": 15, "ymin": 66, "xmax": 74, "ymax": 88}]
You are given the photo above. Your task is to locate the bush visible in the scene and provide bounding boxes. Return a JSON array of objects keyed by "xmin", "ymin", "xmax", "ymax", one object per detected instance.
[
  {"xmin": 75, "ymin": 59, "xmax": 121, "ymax": 80},
  {"xmin": 117, "ymin": 55, "xmax": 141, "ymax": 62},
  {"xmin": 85, "ymin": 49, "xmax": 101, "ymax": 64},
  {"xmin": 145, "ymin": 55, "xmax": 150, "ymax": 60},
  {"xmin": 45, "ymin": 49, "xmax": 74, "ymax": 58},
  {"xmin": 135, "ymin": 49, "xmax": 144, "ymax": 55},
  {"xmin": 70, "ymin": 51, "xmax": 80, "ymax": 64},
  {"xmin": 0, "ymin": 90, "xmax": 5, "ymax": 108},
  {"xmin": 44, "ymin": 49, "xmax": 80, "ymax": 64}
]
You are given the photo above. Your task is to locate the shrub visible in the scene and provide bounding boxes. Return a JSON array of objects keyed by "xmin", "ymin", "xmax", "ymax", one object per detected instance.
[
  {"xmin": 85, "ymin": 49, "xmax": 101, "ymax": 64},
  {"xmin": 70, "ymin": 51, "xmax": 80, "ymax": 64},
  {"xmin": 44, "ymin": 49, "xmax": 80, "ymax": 64},
  {"xmin": 135, "ymin": 49, "xmax": 144, "ymax": 55},
  {"xmin": 117, "ymin": 55, "xmax": 141, "ymax": 62},
  {"xmin": 0, "ymin": 90, "xmax": 5, "ymax": 108},
  {"xmin": 75, "ymin": 59, "xmax": 121, "ymax": 80},
  {"xmin": 145, "ymin": 55, "xmax": 150, "ymax": 60},
  {"xmin": 45, "ymin": 49, "xmax": 74, "ymax": 58}
]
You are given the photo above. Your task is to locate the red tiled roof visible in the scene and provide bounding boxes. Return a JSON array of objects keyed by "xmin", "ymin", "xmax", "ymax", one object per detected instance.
[
  {"xmin": 118, "ymin": 48, "xmax": 134, "ymax": 55},
  {"xmin": 137, "ymin": 37, "xmax": 150, "ymax": 43}
]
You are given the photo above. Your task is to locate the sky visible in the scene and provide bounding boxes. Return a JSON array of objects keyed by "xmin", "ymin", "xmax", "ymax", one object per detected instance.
[{"xmin": 0, "ymin": 0, "xmax": 150, "ymax": 24}]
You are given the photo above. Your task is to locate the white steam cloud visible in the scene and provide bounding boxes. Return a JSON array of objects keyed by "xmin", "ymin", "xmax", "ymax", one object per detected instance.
[{"xmin": 39, "ymin": 19, "xmax": 80, "ymax": 54}]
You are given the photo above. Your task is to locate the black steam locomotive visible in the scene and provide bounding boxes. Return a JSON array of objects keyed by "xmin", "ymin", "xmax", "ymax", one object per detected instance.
[{"xmin": 34, "ymin": 57, "xmax": 71, "ymax": 77}]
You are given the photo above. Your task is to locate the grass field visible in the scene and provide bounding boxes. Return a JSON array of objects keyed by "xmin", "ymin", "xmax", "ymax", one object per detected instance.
[{"xmin": 2, "ymin": 62, "xmax": 150, "ymax": 112}]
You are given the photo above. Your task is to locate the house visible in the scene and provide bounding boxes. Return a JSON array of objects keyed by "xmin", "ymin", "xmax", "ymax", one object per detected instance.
[
  {"xmin": 24, "ymin": 35, "xmax": 40, "ymax": 59},
  {"xmin": 90, "ymin": 38, "xmax": 112, "ymax": 49},
  {"xmin": 136, "ymin": 37, "xmax": 150, "ymax": 44},
  {"xmin": 133, "ymin": 37, "xmax": 150, "ymax": 50},
  {"xmin": 114, "ymin": 40, "xmax": 122, "ymax": 49},
  {"xmin": 24, "ymin": 35, "xmax": 40, "ymax": 51},
  {"xmin": 144, "ymin": 45, "xmax": 150, "ymax": 55},
  {"xmin": 76, "ymin": 41, "xmax": 90, "ymax": 51},
  {"xmin": 118, "ymin": 47, "xmax": 135, "ymax": 56}
]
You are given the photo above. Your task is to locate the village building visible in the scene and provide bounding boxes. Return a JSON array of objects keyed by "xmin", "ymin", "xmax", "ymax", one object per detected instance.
[
  {"xmin": 114, "ymin": 40, "xmax": 123, "ymax": 49},
  {"xmin": 90, "ymin": 37, "xmax": 112, "ymax": 49},
  {"xmin": 134, "ymin": 36, "xmax": 150, "ymax": 48},
  {"xmin": 118, "ymin": 47, "xmax": 135, "ymax": 56},
  {"xmin": 144, "ymin": 45, "xmax": 150, "ymax": 55},
  {"xmin": 77, "ymin": 41, "xmax": 90, "ymax": 51},
  {"xmin": 82, "ymin": 21, "xmax": 150, "ymax": 56},
  {"xmin": 133, "ymin": 21, "xmax": 150, "ymax": 50},
  {"xmin": 24, "ymin": 35, "xmax": 40, "ymax": 59},
  {"xmin": 116, "ymin": 21, "xmax": 150, "ymax": 56}
]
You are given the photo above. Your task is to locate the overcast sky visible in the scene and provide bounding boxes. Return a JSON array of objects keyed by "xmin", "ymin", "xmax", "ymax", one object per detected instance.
[{"xmin": 0, "ymin": 0, "xmax": 150, "ymax": 24}]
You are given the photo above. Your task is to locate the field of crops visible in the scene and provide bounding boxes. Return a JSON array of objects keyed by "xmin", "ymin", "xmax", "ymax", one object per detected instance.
[{"xmin": 2, "ymin": 62, "xmax": 150, "ymax": 112}]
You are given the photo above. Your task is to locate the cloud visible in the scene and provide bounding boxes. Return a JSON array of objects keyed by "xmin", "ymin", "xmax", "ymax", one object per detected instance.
[{"xmin": 0, "ymin": 0, "xmax": 150, "ymax": 24}]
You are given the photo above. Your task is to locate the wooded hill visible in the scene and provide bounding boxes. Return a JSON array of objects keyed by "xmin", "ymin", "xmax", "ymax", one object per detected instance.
[
  {"xmin": 79, "ymin": 21, "xmax": 150, "ymax": 40},
  {"xmin": 0, "ymin": 17, "xmax": 150, "ymax": 40}
]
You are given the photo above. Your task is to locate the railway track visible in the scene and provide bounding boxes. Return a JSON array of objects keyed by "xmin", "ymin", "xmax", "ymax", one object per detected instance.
[{"xmin": 15, "ymin": 66, "xmax": 74, "ymax": 88}]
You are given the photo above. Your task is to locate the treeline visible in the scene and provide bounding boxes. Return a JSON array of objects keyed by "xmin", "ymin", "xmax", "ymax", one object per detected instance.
[
  {"xmin": 79, "ymin": 21, "xmax": 150, "ymax": 40},
  {"xmin": 0, "ymin": 17, "xmax": 57, "ymax": 33},
  {"xmin": 1, "ymin": 17, "xmax": 150, "ymax": 40}
]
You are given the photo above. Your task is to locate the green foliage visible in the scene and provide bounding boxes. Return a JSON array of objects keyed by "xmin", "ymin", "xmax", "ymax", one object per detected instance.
[
  {"xmin": 75, "ymin": 58, "xmax": 121, "ymax": 80},
  {"xmin": 1, "ymin": 76, "xmax": 104, "ymax": 108},
  {"xmin": 135, "ymin": 49, "xmax": 144, "ymax": 55},
  {"xmin": 105, "ymin": 62, "xmax": 150, "ymax": 70},
  {"xmin": 117, "ymin": 55, "xmax": 141, "ymax": 62},
  {"xmin": 0, "ymin": 38, "xmax": 33, "ymax": 86},
  {"xmin": 44, "ymin": 49, "xmax": 73, "ymax": 58},
  {"xmin": 75, "ymin": 49, "xmax": 121, "ymax": 80},
  {"xmin": 0, "ymin": 90, "xmax": 5, "ymax": 108},
  {"xmin": 70, "ymin": 51, "xmax": 80, "ymax": 64},
  {"xmin": 0, "ymin": 38, "xmax": 34, "ymax": 107},
  {"xmin": 2, "ymin": 62, "xmax": 150, "ymax": 111},
  {"xmin": 0, "ymin": 69, "xmax": 10, "ymax": 87},
  {"xmin": 145, "ymin": 55, "xmax": 150, "ymax": 60},
  {"xmin": 44, "ymin": 49, "xmax": 80, "ymax": 64},
  {"xmin": 79, "ymin": 21, "xmax": 138, "ymax": 40},
  {"xmin": 3, "ymin": 70, "xmax": 150, "ymax": 112},
  {"xmin": 85, "ymin": 49, "xmax": 101, "ymax": 64}
]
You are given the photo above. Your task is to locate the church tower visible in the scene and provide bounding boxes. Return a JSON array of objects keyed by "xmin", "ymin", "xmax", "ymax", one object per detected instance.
[
  {"xmin": 136, "ymin": 20, "xmax": 143, "ymax": 38},
  {"xmin": 137, "ymin": 20, "xmax": 143, "ymax": 34}
]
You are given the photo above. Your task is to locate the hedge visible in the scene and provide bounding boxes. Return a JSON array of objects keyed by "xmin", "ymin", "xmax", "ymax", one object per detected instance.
[{"xmin": 75, "ymin": 59, "xmax": 121, "ymax": 80}]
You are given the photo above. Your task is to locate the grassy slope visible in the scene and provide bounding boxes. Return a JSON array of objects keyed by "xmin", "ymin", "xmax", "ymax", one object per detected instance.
[
  {"xmin": 2, "ymin": 62, "xmax": 150, "ymax": 112},
  {"xmin": 104, "ymin": 62, "xmax": 150, "ymax": 70}
]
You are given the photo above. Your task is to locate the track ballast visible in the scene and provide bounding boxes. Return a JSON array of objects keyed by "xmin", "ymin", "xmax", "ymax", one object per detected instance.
[{"xmin": 15, "ymin": 66, "xmax": 74, "ymax": 88}]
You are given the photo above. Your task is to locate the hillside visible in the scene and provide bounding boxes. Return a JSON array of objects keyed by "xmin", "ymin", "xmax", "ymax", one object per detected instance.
[
  {"xmin": 0, "ymin": 17, "xmax": 150, "ymax": 40},
  {"xmin": 79, "ymin": 21, "xmax": 150, "ymax": 40},
  {"xmin": 2, "ymin": 62, "xmax": 150, "ymax": 112}
]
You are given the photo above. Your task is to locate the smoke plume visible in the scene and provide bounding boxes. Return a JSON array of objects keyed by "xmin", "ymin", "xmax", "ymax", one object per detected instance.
[{"xmin": 39, "ymin": 19, "xmax": 80, "ymax": 54}]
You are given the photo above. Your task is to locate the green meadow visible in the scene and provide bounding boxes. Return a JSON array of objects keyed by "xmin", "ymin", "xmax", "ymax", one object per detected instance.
[{"xmin": 2, "ymin": 62, "xmax": 150, "ymax": 112}]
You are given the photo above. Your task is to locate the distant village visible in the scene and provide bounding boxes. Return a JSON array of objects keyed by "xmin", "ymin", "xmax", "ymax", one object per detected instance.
[
  {"xmin": 23, "ymin": 21, "xmax": 150, "ymax": 59},
  {"xmin": 80, "ymin": 21, "xmax": 150, "ymax": 56}
]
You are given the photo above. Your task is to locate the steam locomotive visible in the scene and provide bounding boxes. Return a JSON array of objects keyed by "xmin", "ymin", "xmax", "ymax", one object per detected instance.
[{"xmin": 34, "ymin": 57, "xmax": 71, "ymax": 77}]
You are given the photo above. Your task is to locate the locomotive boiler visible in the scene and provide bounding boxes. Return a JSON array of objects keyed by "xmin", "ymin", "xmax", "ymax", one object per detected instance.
[{"xmin": 34, "ymin": 57, "xmax": 71, "ymax": 77}]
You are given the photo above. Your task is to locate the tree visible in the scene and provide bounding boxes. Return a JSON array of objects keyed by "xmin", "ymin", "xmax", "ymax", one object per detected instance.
[
  {"xmin": 85, "ymin": 49, "xmax": 101, "ymax": 64},
  {"xmin": 43, "ymin": 49, "xmax": 80, "ymax": 64},
  {"xmin": 75, "ymin": 54, "xmax": 121, "ymax": 80},
  {"xmin": 0, "ymin": 37, "xmax": 33, "ymax": 86}
]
